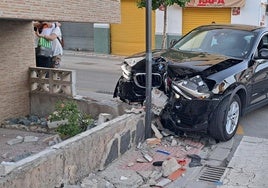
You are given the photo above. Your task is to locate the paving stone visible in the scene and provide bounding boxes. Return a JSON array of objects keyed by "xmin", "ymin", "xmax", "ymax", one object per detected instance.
[
  {"xmin": 208, "ymin": 147, "xmax": 231, "ymax": 161},
  {"xmin": 6, "ymin": 137, "xmax": 23, "ymax": 145},
  {"xmin": 64, "ymin": 185, "xmax": 81, "ymax": 188},
  {"xmin": 24, "ymin": 136, "xmax": 39, "ymax": 142},
  {"xmin": 216, "ymin": 138, "xmax": 234, "ymax": 150},
  {"xmin": 204, "ymin": 159, "xmax": 223, "ymax": 167},
  {"xmin": 100, "ymin": 167, "xmax": 144, "ymax": 188},
  {"xmin": 155, "ymin": 178, "xmax": 172, "ymax": 187},
  {"xmin": 183, "ymin": 181, "xmax": 216, "ymax": 188}
]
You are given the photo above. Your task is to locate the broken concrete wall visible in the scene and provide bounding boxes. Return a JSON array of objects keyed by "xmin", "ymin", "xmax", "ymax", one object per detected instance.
[
  {"xmin": 0, "ymin": 113, "xmax": 145, "ymax": 188},
  {"xmin": 30, "ymin": 93, "xmax": 128, "ymax": 119}
]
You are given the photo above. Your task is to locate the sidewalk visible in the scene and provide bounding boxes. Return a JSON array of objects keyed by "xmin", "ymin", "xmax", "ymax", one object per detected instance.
[
  {"xmin": 77, "ymin": 134, "xmax": 268, "ymax": 188},
  {"xmin": 219, "ymin": 136, "xmax": 268, "ymax": 188}
]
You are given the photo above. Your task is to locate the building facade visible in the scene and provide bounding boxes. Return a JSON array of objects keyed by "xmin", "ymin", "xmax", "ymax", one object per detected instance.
[
  {"xmin": 89, "ymin": 0, "xmax": 268, "ymax": 56},
  {"xmin": 155, "ymin": 0, "xmax": 268, "ymax": 49},
  {"xmin": 0, "ymin": 0, "xmax": 120, "ymax": 123}
]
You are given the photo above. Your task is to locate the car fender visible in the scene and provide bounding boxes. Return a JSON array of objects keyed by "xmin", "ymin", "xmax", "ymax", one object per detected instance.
[{"xmin": 217, "ymin": 83, "xmax": 247, "ymax": 114}]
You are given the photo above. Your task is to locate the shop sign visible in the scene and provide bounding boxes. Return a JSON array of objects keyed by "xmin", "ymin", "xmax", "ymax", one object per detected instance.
[{"xmin": 187, "ymin": 0, "xmax": 245, "ymax": 7}]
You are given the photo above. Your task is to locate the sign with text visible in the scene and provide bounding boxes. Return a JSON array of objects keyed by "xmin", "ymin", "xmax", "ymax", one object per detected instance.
[{"xmin": 187, "ymin": 0, "xmax": 245, "ymax": 7}]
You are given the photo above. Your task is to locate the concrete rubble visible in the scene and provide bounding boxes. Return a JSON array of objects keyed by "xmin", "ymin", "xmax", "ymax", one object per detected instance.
[{"xmin": 78, "ymin": 120, "xmax": 207, "ymax": 188}]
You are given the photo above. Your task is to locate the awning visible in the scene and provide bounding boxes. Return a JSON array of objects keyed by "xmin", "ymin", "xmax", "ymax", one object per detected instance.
[{"xmin": 186, "ymin": 0, "xmax": 246, "ymax": 8}]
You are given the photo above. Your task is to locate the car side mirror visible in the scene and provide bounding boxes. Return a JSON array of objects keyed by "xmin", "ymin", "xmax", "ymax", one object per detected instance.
[{"xmin": 259, "ymin": 48, "xmax": 268, "ymax": 59}]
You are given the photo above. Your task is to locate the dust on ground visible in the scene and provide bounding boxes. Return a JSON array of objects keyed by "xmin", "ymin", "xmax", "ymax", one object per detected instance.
[{"xmin": 0, "ymin": 128, "xmax": 57, "ymax": 163}]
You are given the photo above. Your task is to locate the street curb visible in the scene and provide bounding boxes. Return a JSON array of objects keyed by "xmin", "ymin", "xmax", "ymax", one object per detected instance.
[{"xmin": 63, "ymin": 50, "xmax": 126, "ymax": 60}]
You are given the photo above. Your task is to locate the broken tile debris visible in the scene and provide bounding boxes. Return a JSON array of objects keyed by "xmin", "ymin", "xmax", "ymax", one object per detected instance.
[
  {"xmin": 162, "ymin": 157, "xmax": 181, "ymax": 177},
  {"xmin": 96, "ymin": 130, "xmax": 206, "ymax": 187}
]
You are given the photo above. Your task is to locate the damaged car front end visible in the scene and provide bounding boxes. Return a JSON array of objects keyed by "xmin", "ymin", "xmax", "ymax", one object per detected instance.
[
  {"xmin": 114, "ymin": 53, "xmax": 168, "ymax": 104},
  {"xmin": 161, "ymin": 75, "xmax": 220, "ymax": 133},
  {"xmin": 114, "ymin": 24, "xmax": 268, "ymax": 141}
]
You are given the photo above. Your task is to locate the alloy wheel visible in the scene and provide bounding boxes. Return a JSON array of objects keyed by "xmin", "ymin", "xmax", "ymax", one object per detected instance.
[{"xmin": 226, "ymin": 100, "xmax": 240, "ymax": 134}]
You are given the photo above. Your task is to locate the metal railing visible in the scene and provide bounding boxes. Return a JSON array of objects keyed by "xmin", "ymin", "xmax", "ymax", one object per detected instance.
[{"xmin": 29, "ymin": 67, "xmax": 76, "ymax": 97}]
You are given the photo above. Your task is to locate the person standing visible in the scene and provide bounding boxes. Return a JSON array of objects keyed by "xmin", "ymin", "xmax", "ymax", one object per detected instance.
[
  {"xmin": 34, "ymin": 21, "xmax": 55, "ymax": 67},
  {"xmin": 47, "ymin": 23, "xmax": 63, "ymax": 68},
  {"xmin": 36, "ymin": 22, "xmax": 63, "ymax": 68}
]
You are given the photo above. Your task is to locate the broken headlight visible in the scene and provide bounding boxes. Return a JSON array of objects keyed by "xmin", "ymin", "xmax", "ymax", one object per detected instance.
[
  {"xmin": 125, "ymin": 57, "xmax": 144, "ymax": 67},
  {"xmin": 121, "ymin": 63, "xmax": 132, "ymax": 80},
  {"xmin": 171, "ymin": 75, "xmax": 211, "ymax": 100}
]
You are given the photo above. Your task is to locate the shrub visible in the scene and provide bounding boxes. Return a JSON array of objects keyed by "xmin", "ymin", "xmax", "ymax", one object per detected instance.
[{"xmin": 48, "ymin": 100, "xmax": 94, "ymax": 139}]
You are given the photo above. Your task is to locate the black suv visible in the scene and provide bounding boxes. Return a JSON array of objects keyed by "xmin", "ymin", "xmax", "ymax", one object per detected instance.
[{"xmin": 114, "ymin": 24, "xmax": 268, "ymax": 141}]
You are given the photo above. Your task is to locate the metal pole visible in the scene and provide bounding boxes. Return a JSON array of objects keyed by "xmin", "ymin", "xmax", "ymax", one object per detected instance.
[{"xmin": 145, "ymin": 0, "xmax": 152, "ymax": 138}]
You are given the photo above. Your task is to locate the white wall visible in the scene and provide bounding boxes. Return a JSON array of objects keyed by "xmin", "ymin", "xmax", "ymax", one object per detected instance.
[
  {"xmin": 231, "ymin": 0, "xmax": 262, "ymax": 26},
  {"xmin": 156, "ymin": 5, "xmax": 182, "ymax": 35},
  {"xmin": 156, "ymin": 0, "xmax": 265, "ymax": 36}
]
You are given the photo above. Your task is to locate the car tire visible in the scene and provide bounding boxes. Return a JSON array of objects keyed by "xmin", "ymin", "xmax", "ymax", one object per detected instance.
[{"xmin": 209, "ymin": 94, "xmax": 241, "ymax": 141}]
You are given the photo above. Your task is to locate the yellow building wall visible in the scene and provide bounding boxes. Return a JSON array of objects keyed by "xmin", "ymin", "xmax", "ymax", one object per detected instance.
[{"xmin": 111, "ymin": 0, "xmax": 155, "ymax": 56}]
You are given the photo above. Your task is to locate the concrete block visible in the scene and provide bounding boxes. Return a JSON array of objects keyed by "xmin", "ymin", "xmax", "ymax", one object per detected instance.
[
  {"xmin": 162, "ymin": 157, "xmax": 181, "ymax": 177},
  {"xmin": 97, "ymin": 113, "xmax": 113, "ymax": 125},
  {"xmin": 0, "ymin": 162, "xmax": 16, "ymax": 176},
  {"xmin": 24, "ymin": 136, "xmax": 39, "ymax": 142},
  {"xmin": 151, "ymin": 123, "xmax": 163, "ymax": 139},
  {"xmin": 47, "ymin": 119, "xmax": 68, "ymax": 129},
  {"xmin": 6, "ymin": 137, "xmax": 23, "ymax": 145}
]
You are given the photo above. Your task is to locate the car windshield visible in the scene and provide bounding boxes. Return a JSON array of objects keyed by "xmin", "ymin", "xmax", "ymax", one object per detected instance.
[{"xmin": 172, "ymin": 27, "xmax": 256, "ymax": 58}]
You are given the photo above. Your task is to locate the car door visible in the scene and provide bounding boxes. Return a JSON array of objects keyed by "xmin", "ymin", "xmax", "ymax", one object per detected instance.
[{"xmin": 250, "ymin": 34, "xmax": 268, "ymax": 105}]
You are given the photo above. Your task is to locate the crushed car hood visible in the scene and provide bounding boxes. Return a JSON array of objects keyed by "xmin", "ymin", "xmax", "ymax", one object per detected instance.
[{"xmin": 125, "ymin": 49, "xmax": 243, "ymax": 78}]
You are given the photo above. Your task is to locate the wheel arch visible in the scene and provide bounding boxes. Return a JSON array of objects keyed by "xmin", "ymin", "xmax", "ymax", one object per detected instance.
[{"xmin": 221, "ymin": 83, "xmax": 247, "ymax": 115}]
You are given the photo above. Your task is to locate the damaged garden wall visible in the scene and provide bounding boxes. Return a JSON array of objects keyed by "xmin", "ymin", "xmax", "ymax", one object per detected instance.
[
  {"xmin": 0, "ymin": 113, "xmax": 145, "ymax": 188},
  {"xmin": 30, "ymin": 93, "xmax": 128, "ymax": 119}
]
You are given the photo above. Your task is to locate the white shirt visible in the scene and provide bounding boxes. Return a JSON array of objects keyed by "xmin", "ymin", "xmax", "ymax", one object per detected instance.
[{"xmin": 51, "ymin": 27, "xmax": 63, "ymax": 56}]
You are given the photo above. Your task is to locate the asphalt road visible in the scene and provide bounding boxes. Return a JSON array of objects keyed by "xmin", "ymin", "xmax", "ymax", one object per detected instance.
[
  {"xmin": 239, "ymin": 105, "xmax": 268, "ymax": 139},
  {"xmin": 61, "ymin": 52, "xmax": 123, "ymax": 96}
]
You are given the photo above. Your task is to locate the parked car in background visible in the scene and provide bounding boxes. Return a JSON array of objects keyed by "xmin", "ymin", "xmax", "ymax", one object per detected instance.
[{"xmin": 114, "ymin": 24, "xmax": 268, "ymax": 141}]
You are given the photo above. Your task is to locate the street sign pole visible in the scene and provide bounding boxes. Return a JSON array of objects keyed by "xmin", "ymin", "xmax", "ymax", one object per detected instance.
[{"xmin": 145, "ymin": 0, "xmax": 152, "ymax": 138}]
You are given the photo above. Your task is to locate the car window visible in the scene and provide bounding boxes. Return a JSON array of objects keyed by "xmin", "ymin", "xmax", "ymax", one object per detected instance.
[
  {"xmin": 173, "ymin": 28, "xmax": 255, "ymax": 58},
  {"xmin": 177, "ymin": 31, "xmax": 207, "ymax": 51},
  {"xmin": 254, "ymin": 34, "xmax": 268, "ymax": 58}
]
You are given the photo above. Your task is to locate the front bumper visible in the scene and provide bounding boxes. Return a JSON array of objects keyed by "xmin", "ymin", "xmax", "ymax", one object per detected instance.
[
  {"xmin": 113, "ymin": 76, "xmax": 145, "ymax": 103},
  {"xmin": 161, "ymin": 96, "xmax": 221, "ymax": 132}
]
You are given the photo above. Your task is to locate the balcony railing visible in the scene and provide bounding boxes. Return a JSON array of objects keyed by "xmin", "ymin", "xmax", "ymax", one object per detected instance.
[{"xmin": 29, "ymin": 67, "xmax": 76, "ymax": 97}]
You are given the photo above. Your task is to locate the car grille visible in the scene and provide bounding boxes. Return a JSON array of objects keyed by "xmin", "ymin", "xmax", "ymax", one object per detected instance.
[{"xmin": 133, "ymin": 73, "xmax": 162, "ymax": 88}]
